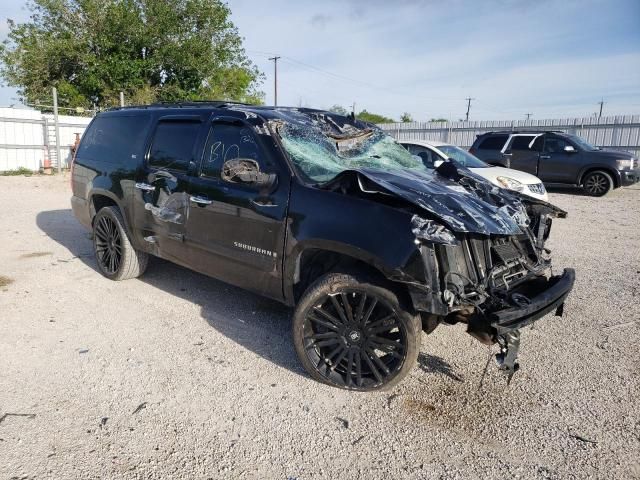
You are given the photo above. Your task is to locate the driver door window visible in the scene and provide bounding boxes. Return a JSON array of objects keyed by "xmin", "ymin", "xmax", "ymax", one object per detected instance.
[
  {"xmin": 201, "ymin": 123, "xmax": 263, "ymax": 178},
  {"xmin": 544, "ymin": 137, "xmax": 571, "ymax": 154}
]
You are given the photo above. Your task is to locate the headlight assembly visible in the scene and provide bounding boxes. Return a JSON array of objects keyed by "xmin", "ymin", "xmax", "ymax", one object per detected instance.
[
  {"xmin": 616, "ymin": 159, "xmax": 633, "ymax": 169},
  {"xmin": 496, "ymin": 176, "xmax": 525, "ymax": 192}
]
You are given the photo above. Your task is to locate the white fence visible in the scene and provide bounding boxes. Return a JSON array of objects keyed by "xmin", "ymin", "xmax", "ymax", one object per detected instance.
[
  {"xmin": 379, "ymin": 115, "xmax": 640, "ymax": 157},
  {"xmin": 0, "ymin": 107, "xmax": 92, "ymax": 172},
  {"xmin": 2, "ymin": 110, "xmax": 640, "ymax": 172}
]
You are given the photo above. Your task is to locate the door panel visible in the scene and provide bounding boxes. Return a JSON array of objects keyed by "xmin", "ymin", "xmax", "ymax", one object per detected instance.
[
  {"xmin": 132, "ymin": 117, "xmax": 204, "ymax": 262},
  {"xmin": 505, "ymin": 135, "xmax": 540, "ymax": 175},
  {"xmin": 182, "ymin": 119, "xmax": 290, "ymax": 301},
  {"xmin": 538, "ymin": 135, "xmax": 582, "ymax": 183}
]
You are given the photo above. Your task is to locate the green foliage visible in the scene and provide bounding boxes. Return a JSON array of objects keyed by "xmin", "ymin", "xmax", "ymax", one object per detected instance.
[
  {"xmin": 0, "ymin": 0, "xmax": 264, "ymax": 111},
  {"xmin": 0, "ymin": 167, "xmax": 34, "ymax": 176},
  {"xmin": 400, "ymin": 112, "xmax": 413, "ymax": 122},
  {"xmin": 430, "ymin": 118, "xmax": 448, "ymax": 123},
  {"xmin": 328, "ymin": 104, "xmax": 348, "ymax": 116},
  {"xmin": 356, "ymin": 109, "xmax": 394, "ymax": 124}
]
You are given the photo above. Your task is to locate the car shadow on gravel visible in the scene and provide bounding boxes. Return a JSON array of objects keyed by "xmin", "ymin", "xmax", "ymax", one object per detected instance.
[
  {"xmin": 36, "ymin": 209, "xmax": 303, "ymax": 378},
  {"xmin": 37, "ymin": 208, "xmax": 462, "ymax": 384}
]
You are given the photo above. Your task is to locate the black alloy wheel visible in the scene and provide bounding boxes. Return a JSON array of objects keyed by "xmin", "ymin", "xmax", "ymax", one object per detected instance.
[
  {"xmin": 583, "ymin": 171, "xmax": 613, "ymax": 196},
  {"xmin": 293, "ymin": 273, "xmax": 421, "ymax": 391},
  {"xmin": 94, "ymin": 214, "xmax": 122, "ymax": 275},
  {"xmin": 92, "ymin": 206, "xmax": 148, "ymax": 281}
]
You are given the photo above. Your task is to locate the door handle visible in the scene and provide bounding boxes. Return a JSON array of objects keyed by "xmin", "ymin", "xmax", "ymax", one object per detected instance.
[
  {"xmin": 135, "ymin": 182, "xmax": 156, "ymax": 191},
  {"xmin": 540, "ymin": 155, "xmax": 551, "ymax": 159},
  {"xmin": 190, "ymin": 195, "xmax": 212, "ymax": 205}
]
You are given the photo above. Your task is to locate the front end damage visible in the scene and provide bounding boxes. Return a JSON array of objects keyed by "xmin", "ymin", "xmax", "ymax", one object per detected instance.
[
  {"xmin": 411, "ymin": 221, "xmax": 574, "ymax": 376},
  {"xmin": 273, "ymin": 109, "xmax": 574, "ymax": 378}
]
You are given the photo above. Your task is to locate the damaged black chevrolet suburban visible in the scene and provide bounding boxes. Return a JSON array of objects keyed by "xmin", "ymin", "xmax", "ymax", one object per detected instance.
[{"xmin": 71, "ymin": 102, "xmax": 575, "ymax": 391}]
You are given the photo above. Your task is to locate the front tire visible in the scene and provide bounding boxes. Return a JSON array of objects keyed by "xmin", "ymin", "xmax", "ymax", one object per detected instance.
[
  {"xmin": 292, "ymin": 272, "xmax": 421, "ymax": 391},
  {"xmin": 583, "ymin": 170, "xmax": 613, "ymax": 196},
  {"xmin": 93, "ymin": 206, "xmax": 148, "ymax": 281}
]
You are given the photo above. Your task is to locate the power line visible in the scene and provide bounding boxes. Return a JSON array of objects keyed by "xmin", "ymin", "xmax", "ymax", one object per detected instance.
[{"xmin": 268, "ymin": 56, "xmax": 281, "ymax": 106}]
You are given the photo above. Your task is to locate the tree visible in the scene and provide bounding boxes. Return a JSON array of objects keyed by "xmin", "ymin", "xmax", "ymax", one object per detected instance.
[
  {"xmin": 357, "ymin": 109, "xmax": 394, "ymax": 124},
  {"xmin": 0, "ymin": 0, "xmax": 264, "ymax": 111},
  {"xmin": 328, "ymin": 104, "xmax": 348, "ymax": 116},
  {"xmin": 400, "ymin": 112, "xmax": 413, "ymax": 122}
]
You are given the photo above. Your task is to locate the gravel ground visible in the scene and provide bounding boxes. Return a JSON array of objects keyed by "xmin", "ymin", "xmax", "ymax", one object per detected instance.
[{"xmin": 0, "ymin": 174, "xmax": 639, "ymax": 480}]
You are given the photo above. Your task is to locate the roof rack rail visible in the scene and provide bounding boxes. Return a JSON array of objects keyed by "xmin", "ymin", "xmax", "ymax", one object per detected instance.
[
  {"xmin": 107, "ymin": 100, "xmax": 253, "ymax": 111},
  {"xmin": 478, "ymin": 129, "xmax": 565, "ymax": 135}
]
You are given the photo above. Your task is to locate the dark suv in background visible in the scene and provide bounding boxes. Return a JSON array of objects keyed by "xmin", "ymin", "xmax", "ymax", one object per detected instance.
[
  {"xmin": 71, "ymin": 102, "xmax": 574, "ymax": 391},
  {"xmin": 470, "ymin": 131, "xmax": 639, "ymax": 196}
]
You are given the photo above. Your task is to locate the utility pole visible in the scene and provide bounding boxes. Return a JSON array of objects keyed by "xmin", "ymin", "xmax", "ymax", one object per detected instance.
[
  {"xmin": 268, "ymin": 56, "xmax": 281, "ymax": 106},
  {"xmin": 525, "ymin": 113, "xmax": 532, "ymax": 120},
  {"xmin": 351, "ymin": 102, "xmax": 356, "ymax": 115},
  {"xmin": 52, "ymin": 87, "xmax": 62, "ymax": 174},
  {"xmin": 465, "ymin": 97, "xmax": 474, "ymax": 122},
  {"xmin": 597, "ymin": 99, "xmax": 604, "ymax": 120}
]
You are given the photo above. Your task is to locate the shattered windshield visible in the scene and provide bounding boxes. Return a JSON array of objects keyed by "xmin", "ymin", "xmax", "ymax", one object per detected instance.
[{"xmin": 276, "ymin": 121, "xmax": 424, "ymax": 184}]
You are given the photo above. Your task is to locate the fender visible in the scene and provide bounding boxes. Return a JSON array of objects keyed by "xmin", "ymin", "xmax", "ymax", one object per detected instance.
[{"xmin": 282, "ymin": 182, "xmax": 427, "ymax": 305}]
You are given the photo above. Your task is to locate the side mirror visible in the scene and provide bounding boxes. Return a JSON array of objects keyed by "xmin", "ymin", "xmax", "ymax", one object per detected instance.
[
  {"xmin": 221, "ymin": 159, "xmax": 277, "ymax": 189},
  {"xmin": 433, "ymin": 159, "xmax": 444, "ymax": 168},
  {"xmin": 564, "ymin": 145, "xmax": 576, "ymax": 153}
]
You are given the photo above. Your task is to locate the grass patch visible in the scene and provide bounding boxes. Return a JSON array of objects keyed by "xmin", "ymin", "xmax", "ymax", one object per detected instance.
[
  {"xmin": 0, "ymin": 167, "xmax": 35, "ymax": 176},
  {"xmin": 0, "ymin": 275, "xmax": 14, "ymax": 287},
  {"xmin": 20, "ymin": 252, "xmax": 52, "ymax": 259}
]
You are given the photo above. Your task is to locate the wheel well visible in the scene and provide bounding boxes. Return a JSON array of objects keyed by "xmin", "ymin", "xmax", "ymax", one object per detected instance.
[
  {"xmin": 293, "ymin": 249, "xmax": 411, "ymax": 307},
  {"xmin": 90, "ymin": 194, "xmax": 118, "ymax": 222},
  {"xmin": 580, "ymin": 167, "xmax": 619, "ymax": 188}
]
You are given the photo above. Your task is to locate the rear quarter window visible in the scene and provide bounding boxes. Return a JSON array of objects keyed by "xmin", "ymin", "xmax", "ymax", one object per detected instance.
[
  {"xmin": 477, "ymin": 135, "xmax": 508, "ymax": 150},
  {"xmin": 77, "ymin": 114, "xmax": 151, "ymax": 164}
]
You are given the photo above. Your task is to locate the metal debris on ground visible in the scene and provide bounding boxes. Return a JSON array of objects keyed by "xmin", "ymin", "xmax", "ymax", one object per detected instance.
[{"xmin": 132, "ymin": 402, "xmax": 148, "ymax": 415}]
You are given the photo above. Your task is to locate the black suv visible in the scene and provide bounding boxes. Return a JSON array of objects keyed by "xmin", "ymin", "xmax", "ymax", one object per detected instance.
[
  {"xmin": 71, "ymin": 102, "xmax": 574, "ymax": 391},
  {"xmin": 470, "ymin": 131, "xmax": 639, "ymax": 196}
]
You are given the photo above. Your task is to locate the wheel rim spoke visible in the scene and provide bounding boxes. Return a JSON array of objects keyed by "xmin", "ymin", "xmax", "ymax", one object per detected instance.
[
  {"xmin": 330, "ymin": 295, "xmax": 349, "ymax": 325},
  {"xmin": 361, "ymin": 298, "xmax": 378, "ymax": 327},
  {"xmin": 313, "ymin": 306, "xmax": 342, "ymax": 327}
]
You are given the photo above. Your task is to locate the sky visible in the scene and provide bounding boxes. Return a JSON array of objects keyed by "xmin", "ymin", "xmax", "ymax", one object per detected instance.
[{"xmin": 1, "ymin": 0, "xmax": 639, "ymax": 121}]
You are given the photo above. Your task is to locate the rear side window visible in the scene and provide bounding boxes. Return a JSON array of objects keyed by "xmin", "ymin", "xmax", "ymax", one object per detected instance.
[
  {"xmin": 148, "ymin": 120, "xmax": 201, "ymax": 171},
  {"xmin": 477, "ymin": 135, "xmax": 508, "ymax": 150},
  {"xmin": 510, "ymin": 136, "xmax": 537, "ymax": 150},
  {"xmin": 77, "ymin": 115, "xmax": 150, "ymax": 163}
]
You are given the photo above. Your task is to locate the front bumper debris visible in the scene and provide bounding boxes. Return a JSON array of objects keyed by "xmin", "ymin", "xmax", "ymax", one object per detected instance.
[{"xmin": 489, "ymin": 268, "xmax": 575, "ymax": 334}]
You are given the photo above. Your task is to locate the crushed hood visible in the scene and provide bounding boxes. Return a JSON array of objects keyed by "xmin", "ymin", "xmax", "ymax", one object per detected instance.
[{"xmin": 321, "ymin": 165, "xmax": 565, "ymax": 236}]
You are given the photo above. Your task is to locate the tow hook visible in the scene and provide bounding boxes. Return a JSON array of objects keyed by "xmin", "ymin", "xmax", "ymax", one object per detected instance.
[{"xmin": 496, "ymin": 330, "xmax": 521, "ymax": 384}]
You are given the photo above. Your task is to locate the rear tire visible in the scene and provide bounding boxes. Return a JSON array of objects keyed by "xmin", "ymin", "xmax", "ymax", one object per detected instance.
[
  {"xmin": 292, "ymin": 272, "xmax": 421, "ymax": 391},
  {"xmin": 582, "ymin": 170, "xmax": 613, "ymax": 196},
  {"xmin": 93, "ymin": 206, "xmax": 148, "ymax": 281}
]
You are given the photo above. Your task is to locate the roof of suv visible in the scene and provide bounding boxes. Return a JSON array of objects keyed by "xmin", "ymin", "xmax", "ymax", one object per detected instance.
[
  {"xmin": 105, "ymin": 101, "xmax": 346, "ymax": 123},
  {"xmin": 477, "ymin": 130, "xmax": 564, "ymax": 136}
]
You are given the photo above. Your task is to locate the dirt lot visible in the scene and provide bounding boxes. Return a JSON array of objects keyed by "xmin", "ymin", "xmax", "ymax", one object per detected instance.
[{"xmin": 0, "ymin": 175, "xmax": 639, "ymax": 479}]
